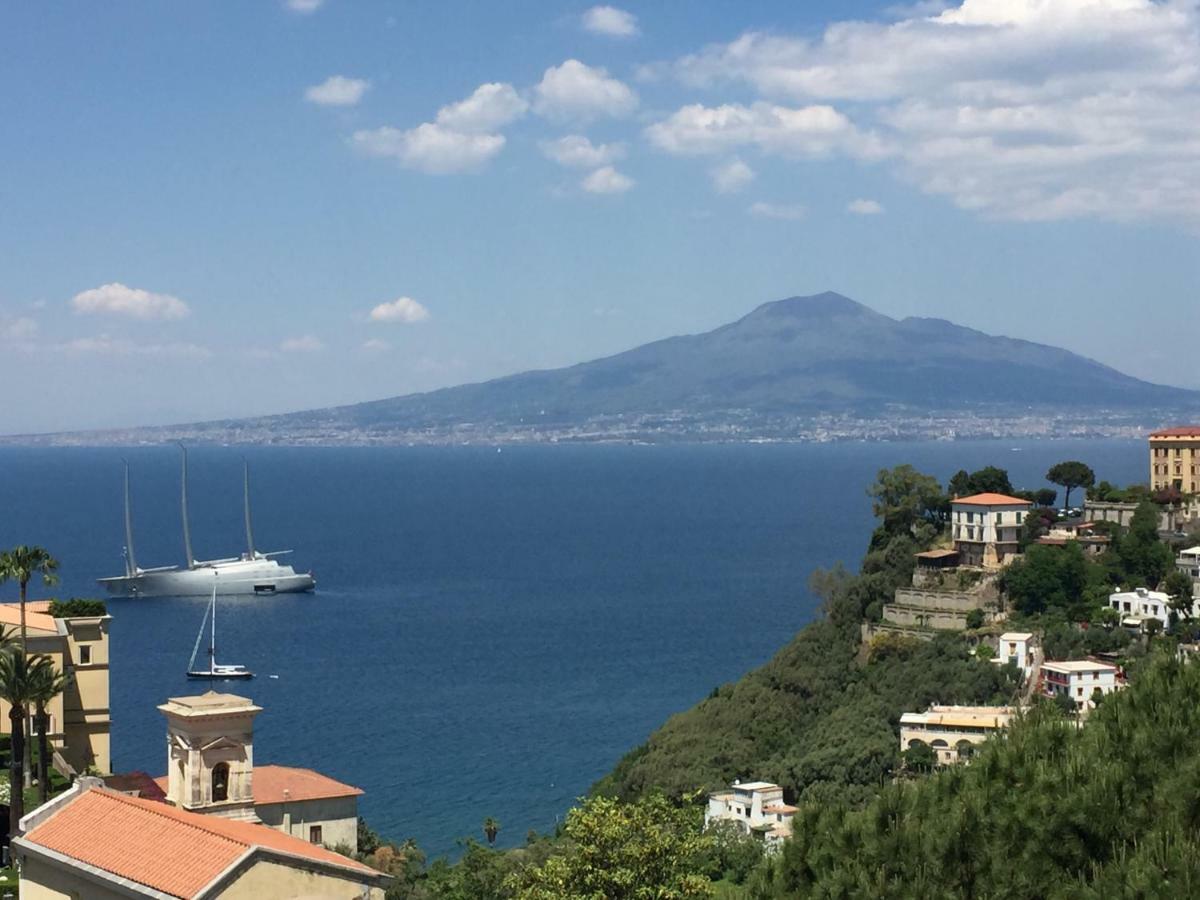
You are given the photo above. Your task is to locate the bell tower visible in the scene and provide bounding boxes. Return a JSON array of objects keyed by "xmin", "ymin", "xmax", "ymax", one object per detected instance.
[{"xmin": 159, "ymin": 691, "xmax": 262, "ymax": 822}]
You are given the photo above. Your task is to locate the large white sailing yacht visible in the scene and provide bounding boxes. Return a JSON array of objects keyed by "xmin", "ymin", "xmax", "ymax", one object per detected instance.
[{"xmin": 97, "ymin": 449, "xmax": 317, "ymax": 598}]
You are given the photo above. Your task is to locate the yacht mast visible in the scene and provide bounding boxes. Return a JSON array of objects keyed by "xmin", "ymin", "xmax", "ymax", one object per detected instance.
[
  {"xmin": 123, "ymin": 460, "xmax": 138, "ymax": 577},
  {"xmin": 243, "ymin": 460, "xmax": 256, "ymax": 558},
  {"xmin": 210, "ymin": 583, "xmax": 217, "ymax": 674},
  {"xmin": 180, "ymin": 444, "xmax": 196, "ymax": 569}
]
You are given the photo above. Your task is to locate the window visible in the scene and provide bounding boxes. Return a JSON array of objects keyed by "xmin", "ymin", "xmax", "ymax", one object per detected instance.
[
  {"xmin": 212, "ymin": 762, "xmax": 230, "ymax": 802},
  {"xmin": 310, "ymin": 825, "xmax": 323, "ymax": 844},
  {"xmin": 79, "ymin": 645, "xmax": 91, "ymax": 665},
  {"xmin": 995, "ymin": 513, "xmax": 1002, "ymax": 525}
]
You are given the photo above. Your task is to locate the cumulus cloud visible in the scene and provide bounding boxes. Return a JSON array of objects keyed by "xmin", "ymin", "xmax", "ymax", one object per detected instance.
[
  {"xmin": 305, "ymin": 76, "xmax": 370, "ymax": 107},
  {"xmin": 581, "ymin": 166, "xmax": 635, "ymax": 194},
  {"xmin": 435, "ymin": 83, "xmax": 528, "ymax": 132},
  {"xmin": 582, "ymin": 5, "xmax": 639, "ymax": 38},
  {"xmin": 362, "ymin": 338, "xmax": 391, "ymax": 353},
  {"xmin": 352, "ymin": 124, "xmax": 505, "ymax": 174},
  {"xmin": 848, "ymin": 198, "xmax": 885, "ymax": 214},
  {"xmin": 352, "ymin": 81, "xmax": 525, "ymax": 174},
  {"xmin": 540, "ymin": 135, "xmax": 627, "ymax": 168},
  {"xmin": 710, "ymin": 158, "xmax": 755, "ymax": 193},
  {"xmin": 661, "ymin": 0, "xmax": 1200, "ymax": 224},
  {"xmin": 280, "ymin": 335, "xmax": 324, "ymax": 352},
  {"xmin": 646, "ymin": 102, "xmax": 888, "ymax": 159},
  {"xmin": 368, "ymin": 296, "xmax": 431, "ymax": 323},
  {"xmin": 62, "ymin": 334, "xmax": 211, "ymax": 358},
  {"xmin": 534, "ymin": 60, "xmax": 638, "ymax": 121},
  {"xmin": 284, "ymin": 0, "xmax": 323, "ymax": 13},
  {"xmin": 749, "ymin": 201, "xmax": 806, "ymax": 220},
  {"xmin": 71, "ymin": 283, "xmax": 190, "ymax": 320}
]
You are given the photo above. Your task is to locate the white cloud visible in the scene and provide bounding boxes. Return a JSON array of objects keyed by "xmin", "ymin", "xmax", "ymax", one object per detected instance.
[
  {"xmin": 582, "ymin": 5, "xmax": 639, "ymax": 38},
  {"xmin": 284, "ymin": 0, "xmax": 323, "ymax": 13},
  {"xmin": 62, "ymin": 334, "xmax": 211, "ymax": 358},
  {"xmin": 662, "ymin": 0, "xmax": 1200, "ymax": 224},
  {"xmin": 352, "ymin": 124, "xmax": 505, "ymax": 174},
  {"xmin": 848, "ymin": 198, "xmax": 885, "ymax": 214},
  {"xmin": 368, "ymin": 296, "xmax": 431, "ymax": 323},
  {"xmin": 305, "ymin": 76, "xmax": 370, "ymax": 107},
  {"xmin": 646, "ymin": 102, "xmax": 888, "ymax": 159},
  {"xmin": 352, "ymin": 82, "xmax": 524, "ymax": 174},
  {"xmin": 749, "ymin": 201, "xmax": 806, "ymax": 220},
  {"xmin": 71, "ymin": 283, "xmax": 190, "ymax": 320},
  {"xmin": 710, "ymin": 158, "xmax": 755, "ymax": 193},
  {"xmin": 540, "ymin": 135, "xmax": 626, "ymax": 168},
  {"xmin": 581, "ymin": 166, "xmax": 634, "ymax": 194},
  {"xmin": 280, "ymin": 335, "xmax": 324, "ymax": 352},
  {"xmin": 435, "ymin": 83, "xmax": 528, "ymax": 132},
  {"xmin": 362, "ymin": 338, "xmax": 391, "ymax": 353},
  {"xmin": 533, "ymin": 60, "xmax": 638, "ymax": 121},
  {"xmin": 0, "ymin": 316, "xmax": 37, "ymax": 341}
]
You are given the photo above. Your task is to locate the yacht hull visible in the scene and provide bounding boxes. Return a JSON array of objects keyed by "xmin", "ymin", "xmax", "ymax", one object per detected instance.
[{"xmin": 99, "ymin": 559, "xmax": 315, "ymax": 598}]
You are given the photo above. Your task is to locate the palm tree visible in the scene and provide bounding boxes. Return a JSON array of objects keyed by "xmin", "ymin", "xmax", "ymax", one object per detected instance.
[
  {"xmin": 483, "ymin": 816, "xmax": 499, "ymax": 845},
  {"xmin": 0, "ymin": 642, "xmax": 40, "ymax": 837},
  {"xmin": 0, "ymin": 545, "xmax": 60, "ymax": 658},
  {"xmin": 28, "ymin": 655, "xmax": 70, "ymax": 805}
]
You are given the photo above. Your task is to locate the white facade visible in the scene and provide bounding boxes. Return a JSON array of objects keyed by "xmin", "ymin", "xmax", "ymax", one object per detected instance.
[
  {"xmin": 993, "ymin": 632, "xmax": 1037, "ymax": 679},
  {"xmin": 1109, "ymin": 588, "xmax": 1193, "ymax": 630},
  {"xmin": 900, "ymin": 705, "xmax": 1015, "ymax": 765},
  {"xmin": 950, "ymin": 494, "xmax": 1032, "ymax": 568},
  {"xmin": 1177, "ymin": 546, "xmax": 1200, "ymax": 580},
  {"xmin": 705, "ymin": 781, "xmax": 796, "ymax": 848},
  {"xmin": 1041, "ymin": 660, "xmax": 1123, "ymax": 711}
]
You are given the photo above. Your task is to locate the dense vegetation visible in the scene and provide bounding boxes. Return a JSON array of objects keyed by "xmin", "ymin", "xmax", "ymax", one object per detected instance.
[
  {"xmin": 747, "ymin": 652, "xmax": 1200, "ymax": 898},
  {"xmin": 47, "ymin": 598, "xmax": 107, "ymax": 618}
]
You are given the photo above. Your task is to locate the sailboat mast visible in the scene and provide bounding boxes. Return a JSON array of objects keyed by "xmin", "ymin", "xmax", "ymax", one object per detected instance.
[
  {"xmin": 180, "ymin": 444, "xmax": 196, "ymax": 569},
  {"xmin": 210, "ymin": 583, "xmax": 217, "ymax": 675},
  {"xmin": 123, "ymin": 460, "xmax": 138, "ymax": 577},
  {"xmin": 243, "ymin": 460, "xmax": 256, "ymax": 558}
]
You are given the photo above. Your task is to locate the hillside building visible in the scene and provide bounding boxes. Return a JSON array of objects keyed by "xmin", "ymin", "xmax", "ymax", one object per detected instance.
[
  {"xmin": 1040, "ymin": 660, "xmax": 1124, "ymax": 711},
  {"xmin": 900, "ymin": 705, "xmax": 1016, "ymax": 765},
  {"xmin": 0, "ymin": 600, "xmax": 110, "ymax": 774},
  {"xmin": 1150, "ymin": 426, "xmax": 1200, "ymax": 493},
  {"xmin": 705, "ymin": 781, "xmax": 796, "ymax": 848},
  {"xmin": 950, "ymin": 493, "xmax": 1032, "ymax": 568},
  {"xmin": 1109, "ymin": 587, "xmax": 1195, "ymax": 631},
  {"xmin": 993, "ymin": 632, "xmax": 1038, "ymax": 680}
]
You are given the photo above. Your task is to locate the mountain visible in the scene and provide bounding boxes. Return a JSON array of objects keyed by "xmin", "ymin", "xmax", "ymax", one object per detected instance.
[
  {"xmin": 19, "ymin": 292, "xmax": 1200, "ymax": 445},
  {"xmin": 260, "ymin": 291, "xmax": 1195, "ymax": 432}
]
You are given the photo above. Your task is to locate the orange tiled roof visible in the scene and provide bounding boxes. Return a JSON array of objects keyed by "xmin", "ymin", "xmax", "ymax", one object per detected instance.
[
  {"xmin": 953, "ymin": 492, "xmax": 1033, "ymax": 506},
  {"xmin": 21, "ymin": 787, "xmax": 377, "ymax": 898},
  {"xmin": 153, "ymin": 764, "xmax": 363, "ymax": 806},
  {"xmin": 1150, "ymin": 426, "xmax": 1200, "ymax": 437},
  {"xmin": 252, "ymin": 765, "xmax": 365, "ymax": 804},
  {"xmin": 0, "ymin": 602, "xmax": 58, "ymax": 635}
]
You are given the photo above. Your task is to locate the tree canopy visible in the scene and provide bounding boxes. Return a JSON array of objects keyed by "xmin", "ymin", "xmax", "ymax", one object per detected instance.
[{"xmin": 1045, "ymin": 461, "xmax": 1096, "ymax": 510}]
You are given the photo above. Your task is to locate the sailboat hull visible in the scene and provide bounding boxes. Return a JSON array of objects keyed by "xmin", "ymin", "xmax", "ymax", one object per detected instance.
[
  {"xmin": 187, "ymin": 670, "xmax": 255, "ymax": 680},
  {"xmin": 99, "ymin": 558, "xmax": 315, "ymax": 598}
]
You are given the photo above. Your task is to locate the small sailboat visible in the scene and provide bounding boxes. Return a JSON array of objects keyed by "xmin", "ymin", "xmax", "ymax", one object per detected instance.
[{"xmin": 187, "ymin": 584, "xmax": 253, "ymax": 680}]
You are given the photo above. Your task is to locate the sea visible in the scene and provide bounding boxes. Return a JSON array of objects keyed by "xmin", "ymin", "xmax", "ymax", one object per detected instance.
[{"xmin": 0, "ymin": 439, "xmax": 1145, "ymax": 857}]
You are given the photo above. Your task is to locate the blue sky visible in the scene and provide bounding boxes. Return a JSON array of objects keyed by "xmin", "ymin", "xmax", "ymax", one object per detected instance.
[{"xmin": 2, "ymin": 0, "xmax": 1198, "ymax": 433}]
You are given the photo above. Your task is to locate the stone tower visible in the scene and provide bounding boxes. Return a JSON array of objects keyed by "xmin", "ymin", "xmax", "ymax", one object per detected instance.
[{"xmin": 159, "ymin": 691, "xmax": 262, "ymax": 822}]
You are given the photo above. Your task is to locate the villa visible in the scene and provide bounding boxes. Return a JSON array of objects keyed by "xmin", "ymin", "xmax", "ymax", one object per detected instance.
[
  {"xmin": 950, "ymin": 493, "xmax": 1032, "ymax": 569},
  {"xmin": 1040, "ymin": 660, "xmax": 1124, "ymax": 711},
  {"xmin": 993, "ymin": 632, "xmax": 1038, "ymax": 680},
  {"xmin": 705, "ymin": 781, "xmax": 796, "ymax": 848},
  {"xmin": 0, "ymin": 600, "xmax": 111, "ymax": 774},
  {"xmin": 900, "ymin": 705, "xmax": 1016, "ymax": 765},
  {"xmin": 1109, "ymin": 588, "xmax": 1187, "ymax": 631}
]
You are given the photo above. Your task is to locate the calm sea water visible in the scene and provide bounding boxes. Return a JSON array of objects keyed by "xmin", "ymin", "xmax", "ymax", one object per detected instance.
[{"xmin": 0, "ymin": 440, "xmax": 1144, "ymax": 855}]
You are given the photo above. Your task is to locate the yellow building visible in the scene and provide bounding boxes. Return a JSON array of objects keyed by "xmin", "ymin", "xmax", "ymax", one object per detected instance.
[
  {"xmin": 1149, "ymin": 426, "xmax": 1200, "ymax": 493},
  {"xmin": 0, "ymin": 601, "xmax": 110, "ymax": 774}
]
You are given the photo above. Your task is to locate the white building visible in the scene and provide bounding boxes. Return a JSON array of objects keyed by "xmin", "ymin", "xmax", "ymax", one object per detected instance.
[
  {"xmin": 1177, "ymin": 546, "xmax": 1200, "ymax": 580},
  {"xmin": 900, "ymin": 706, "xmax": 1016, "ymax": 765},
  {"xmin": 993, "ymin": 632, "xmax": 1037, "ymax": 679},
  {"xmin": 705, "ymin": 781, "xmax": 796, "ymax": 848},
  {"xmin": 951, "ymin": 493, "xmax": 1032, "ymax": 568},
  {"xmin": 1109, "ymin": 587, "xmax": 1194, "ymax": 631},
  {"xmin": 1040, "ymin": 660, "xmax": 1123, "ymax": 711}
]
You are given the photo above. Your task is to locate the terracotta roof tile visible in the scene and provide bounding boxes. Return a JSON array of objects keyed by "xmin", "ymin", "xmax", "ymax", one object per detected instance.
[
  {"xmin": 953, "ymin": 492, "xmax": 1034, "ymax": 506},
  {"xmin": 0, "ymin": 602, "xmax": 58, "ymax": 635},
  {"xmin": 21, "ymin": 787, "xmax": 377, "ymax": 898},
  {"xmin": 1150, "ymin": 426, "xmax": 1200, "ymax": 437},
  {"xmin": 252, "ymin": 764, "xmax": 365, "ymax": 804}
]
